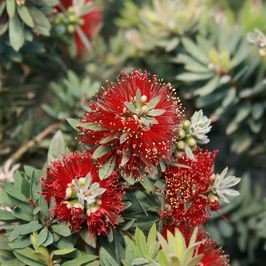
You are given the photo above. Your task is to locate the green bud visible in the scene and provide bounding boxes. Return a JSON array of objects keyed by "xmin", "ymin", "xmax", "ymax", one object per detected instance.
[
  {"xmin": 183, "ymin": 120, "xmax": 191, "ymax": 129},
  {"xmin": 178, "ymin": 129, "xmax": 186, "ymax": 139},
  {"xmin": 67, "ymin": 24, "xmax": 76, "ymax": 34},
  {"xmin": 187, "ymin": 136, "xmax": 196, "ymax": 147},
  {"xmin": 65, "ymin": 186, "xmax": 74, "ymax": 199},
  {"xmin": 68, "ymin": 14, "xmax": 77, "ymax": 23},
  {"xmin": 177, "ymin": 140, "xmax": 185, "ymax": 150}
]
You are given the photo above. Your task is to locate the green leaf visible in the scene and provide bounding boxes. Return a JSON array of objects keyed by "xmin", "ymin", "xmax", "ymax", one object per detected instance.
[
  {"xmin": 252, "ymin": 103, "xmax": 264, "ymax": 120},
  {"xmin": 78, "ymin": 122, "xmax": 107, "ymax": 131},
  {"xmin": 37, "ymin": 227, "xmax": 48, "ymax": 246},
  {"xmin": 147, "ymin": 224, "xmax": 157, "ymax": 249},
  {"xmin": 61, "ymin": 255, "xmax": 98, "ymax": 266},
  {"xmin": 194, "ymin": 76, "xmax": 220, "ymax": 96},
  {"xmin": 120, "ymin": 132, "xmax": 129, "ymax": 144},
  {"xmin": 140, "ymin": 116, "xmax": 158, "ymax": 127},
  {"xmin": 99, "ymin": 248, "xmax": 119, "ymax": 266},
  {"xmin": 47, "ymin": 130, "xmax": 65, "ymax": 162},
  {"xmin": 135, "ymin": 88, "xmax": 142, "ymax": 108},
  {"xmin": 122, "ymin": 219, "xmax": 136, "ymax": 231},
  {"xmin": 9, "ymin": 15, "xmax": 25, "ymax": 51},
  {"xmin": 14, "ymin": 251, "xmax": 44, "ymax": 266},
  {"xmin": 185, "ymin": 145, "xmax": 195, "ymax": 160},
  {"xmin": 6, "ymin": 0, "xmax": 15, "ymax": 18},
  {"xmin": 147, "ymin": 109, "xmax": 166, "ymax": 116},
  {"xmin": 141, "ymin": 178, "xmax": 154, "ymax": 193},
  {"xmin": 17, "ymin": 221, "xmax": 43, "ymax": 235},
  {"xmin": 31, "ymin": 232, "xmax": 50, "ymax": 262},
  {"xmin": 51, "ymin": 222, "xmax": 71, "ymax": 237},
  {"xmin": 100, "ymin": 133, "xmax": 118, "ymax": 144},
  {"xmin": 146, "ymin": 96, "xmax": 160, "ymax": 110},
  {"xmin": 0, "ymin": 209, "xmax": 16, "ymax": 220},
  {"xmin": 80, "ymin": 228, "xmax": 96, "ymax": 248},
  {"xmin": 132, "ymin": 258, "xmax": 149, "ymax": 265},
  {"xmin": 66, "ymin": 118, "xmax": 79, "ymax": 130},
  {"xmin": 13, "ymin": 208, "xmax": 33, "ymax": 221},
  {"xmin": 4, "ymin": 181, "xmax": 28, "ymax": 202},
  {"xmin": 38, "ymin": 196, "xmax": 49, "ymax": 219},
  {"xmin": 231, "ymin": 132, "xmax": 252, "ymax": 154},
  {"xmin": 9, "ymin": 236, "xmax": 31, "ymax": 249},
  {"xmin": 14, "ymin": 247, "xmax": 44, "ymax": 265},
  {"xmin": 42, "ymin": 230, "xmax": 53, "ymax": 247},
  {"xmin": 0, "ymin": 2, "xmax": 6, "ymax": 17},
  {"xmin": 52, "ymin": 248, "xmax": 76, "ymax": 256},
  {"xmin": 28, "ymin": 7, "xmax": 51, "ymax": 36},
  {"xmin": 135, "ymin": 227, "xmax": 148, "ymax": 256},
  {"xmin": 159, "ymin": 160, "xmax": 166, "ymax": 172},
  {"xmin": 99, "ymin": 157, "xmax": 116, "ymax": 180},
  {"xmin": 17, "ymin": 6, "xmax": 34, "ymax": 27},
  {"xmin": 124, "ymin": 102, "xmax": 136, "ymax": 113},
  {"xmin": 176, "ymin": 72, "xmax": 213, "ymax": 82},
  {"xmin": 92, "ymin": 145, "xmax": 110, "ymax": 159},
  {"xmin": 182, "ymin": 38, "xmax": 209, "ymax": 63}
]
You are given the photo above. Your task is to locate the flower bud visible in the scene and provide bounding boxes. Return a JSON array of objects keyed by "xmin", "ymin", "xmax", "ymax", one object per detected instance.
[
  {"xmin": 259, "ymin": 48, "xmax": 266, "ymax": 57},
  {"xmin": 183, "ymin": 120, "xmax": 191, "ymax": 130},
  {"xmin": 187, "ymin": 136, "xmax": 196, "ymax": 147},
  {"xmin": 141, "ymin": 95, "xmax": 147, "ymax": 104},
  {"xmin": 178, "ymin": 129, "xmax": 186, "ymax": 139},
  {"xmin": 141, "ymin": 105, "xmax": 148, "ymax": 114},
  {"xmin": 68, "ymin": 14, "xmax": 76, "ymax": 23},
  {"xmin": 210, "ymin": 174, "xmax": 216, "ymax": 182},
  {"xmin": 177, "ymin": 141, "xmax": 185, "ymax": 150},
  {"xmin": 67, "ymin": 25, "xmax": 75, "ymax": 34},
  {"xmin": 208, "ymin": 194, "xmax": 219, "ymax": 203},
  {"xmin": 78, "ymin": 177, "xmax": 86, "ymax": 186},
  {"xmin": 65, "ymin": 186, "xmax": 74, "ymax": 199}
]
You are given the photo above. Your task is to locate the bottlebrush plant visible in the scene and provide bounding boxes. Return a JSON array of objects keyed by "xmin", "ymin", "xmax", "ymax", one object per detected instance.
[{"xmin": 0, "ymin": 70, "xmax": 240, "ymax": 265}]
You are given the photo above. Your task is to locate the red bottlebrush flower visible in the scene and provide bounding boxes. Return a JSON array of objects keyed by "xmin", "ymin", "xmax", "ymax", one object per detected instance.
[
  {"xmin": 163, "ymin": 148, "xmax": 219, "ymax": 226},
  {"xmin": 41, "ymin": 152, "xmax": 124, "ymax": 236},
  {"xmin": 78, "ymin": 70, "xmax": 183, "ymax": 179},
  {"xmin": 199, "ymin": 238, "xmax": 229, "ymax": 266},
  {"xmin": 60, "ymin": 0, "xmax": 102, "ymax": 50},
  {"xmin": 161, "ymin": 224, "xmax": 229, "ymax": 266}
]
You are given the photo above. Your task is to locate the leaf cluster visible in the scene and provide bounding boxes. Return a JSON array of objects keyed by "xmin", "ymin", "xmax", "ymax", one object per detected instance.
[{"xmin": 0, "ymin": 0, "xmax": 57, "ymax": 52}]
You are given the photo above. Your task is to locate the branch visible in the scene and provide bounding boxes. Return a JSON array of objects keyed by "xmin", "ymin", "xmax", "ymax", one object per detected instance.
[{"xmin": 10, "ymin": 121, "xmax": 62, "ymax": 163}]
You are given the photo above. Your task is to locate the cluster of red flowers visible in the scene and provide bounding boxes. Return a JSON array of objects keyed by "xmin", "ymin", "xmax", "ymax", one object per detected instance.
[
  {"xmin": 41, "ymin": 69, "xmax": 230, "ymax": 265},
  {"xmin": 163, "ymin": 149, "xmax": 219, "ymax": 226}
]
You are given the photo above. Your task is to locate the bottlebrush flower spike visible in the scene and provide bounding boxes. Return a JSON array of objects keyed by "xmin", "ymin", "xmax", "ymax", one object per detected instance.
[
  {"xmin": 78, "ymin": 70, "xmax": 183, "ymax": 179},
  {"xmin": 41, "ymin": 152, "xmax": 124, "ymax": 236},
  {"xmin": 164, "ymin": 149, "xmax": 219, "ymax": 226}
]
